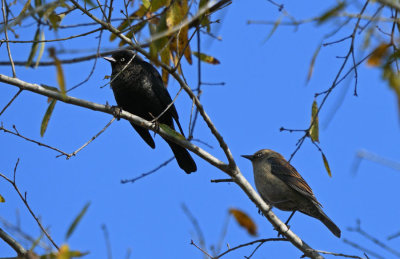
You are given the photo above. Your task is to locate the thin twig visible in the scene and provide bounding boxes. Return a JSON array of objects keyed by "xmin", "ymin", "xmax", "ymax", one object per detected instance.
[
  {"xmin": 120, "ymin": 157, "xmax": 175, "ymax": 184},
  {"xmin": 101, "ymin": 224, "xmax": 113, "ymax": 259},
  {"xmin": 313, "ymin": 249, "xmax": 365, "ymax": 259},
  {"xmin": 0, "ymin": 159, "xmax": 59, "ymax": 250},
  {"xmin": 343, "ymin": 239, "xmax": 384, "ymax": 259},
  {"xmin": 0, "ymin": 123, "xmax": 69, "ymax": 157},
  {"xmin": 181, "ymin": 204, "xmax": 207, "ymax": 254},
  {"xmin": 210, "ymin": 178, "xmax": 234, "ymax": 183},
  {"xmin": 348, "ymin": 220, "xmax": 400, "ymax": 257},
  {"xmin": 0, "ymin": 27, "xmax": 101, "ymax": 44},
  {"xmin": 0, "ymin": 89, "xmax": 22, "ymax": 116},
  {"xmin": 215, "ymin": 238, "xmax": 287, "ymax": 258},
  {"xmin": 58, "ymin": 117, "xmax": 116, "ymax": 159},
  {"xmin": 1, "ymin": 0, "xmax": 16, "ymax": 77},
  {"xmin": 191, "ymin": 239, "xmax": 213, "ymax": 259}
]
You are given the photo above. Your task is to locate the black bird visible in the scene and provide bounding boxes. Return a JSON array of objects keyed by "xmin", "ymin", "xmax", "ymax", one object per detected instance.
[{"xmin": 104, "ymin": 50, "xmax": 197, "ymax": 174}]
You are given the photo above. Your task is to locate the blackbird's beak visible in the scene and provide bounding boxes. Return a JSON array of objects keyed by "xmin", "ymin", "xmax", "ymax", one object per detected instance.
[
  {"xmin": 103, "ymin": 56, "xmax": 116, "ymax": 63},
  {"xmin": 241, "ymin": 154, "xmax": 254, "ymax": 161}
]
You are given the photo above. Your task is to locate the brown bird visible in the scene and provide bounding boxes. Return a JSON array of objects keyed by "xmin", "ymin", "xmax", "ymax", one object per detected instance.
[{"xmin": 242, "ymin": 149, "xmax": 341, "ymax": 238}]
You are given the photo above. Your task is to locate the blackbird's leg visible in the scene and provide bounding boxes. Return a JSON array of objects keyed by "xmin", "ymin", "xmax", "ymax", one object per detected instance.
[{"xmin": 110, "ymin": 106, "xmax": 122, "ymax": 120}]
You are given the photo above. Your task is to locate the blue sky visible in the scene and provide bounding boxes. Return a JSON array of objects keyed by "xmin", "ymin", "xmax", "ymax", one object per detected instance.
[{"xmin": 1, "ymin": 1, "xmax": 400, "ymax": 258}]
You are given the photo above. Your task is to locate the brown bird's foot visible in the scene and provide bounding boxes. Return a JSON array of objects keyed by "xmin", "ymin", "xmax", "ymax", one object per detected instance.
[
  {"xmin": 110, "ymin": 106, "xmax": 122, "ymax": 120},
  {"xmin": 276, "ymin": 224, "xmax": 291, "ymax": 237}
]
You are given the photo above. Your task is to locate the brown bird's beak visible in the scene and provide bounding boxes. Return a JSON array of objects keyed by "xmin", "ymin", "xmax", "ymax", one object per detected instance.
[
  {"xmin": 103, "ymin": 56, "xmax": 116, "ymax": 63},
  {"xmin": 241, "ymin": 154, "xmax": 254, "ymax": 161}
]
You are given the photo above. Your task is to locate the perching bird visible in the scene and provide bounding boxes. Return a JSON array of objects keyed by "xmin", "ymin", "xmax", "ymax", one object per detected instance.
[
  {"xmin": 104, "ymin": 49, "xmax": 196, "ymax": 174},
  {"xmin": 242, "ymin": 149, "xmax": 341, "ymax": 237}
]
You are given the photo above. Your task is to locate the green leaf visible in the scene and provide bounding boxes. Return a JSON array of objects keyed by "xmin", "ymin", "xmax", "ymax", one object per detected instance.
[
  {"xmin": 25, "ymin": 28, "xmax": 40, "ymax": 67},
  {"xmin": 307, "ymin": 44, "xmax": 321, "ymax": 82},
  {"xmin": 15, "ymin": 0, "xmax": 32, "ymax": 25},
  {"xmin": 0, "ymin": 194, "xmax": 5, "ymax": 203},
  {"xmin": 192, "ymin": 52, "xmax": 220, "ymax": 64},
  {"xmin": 317, "ymin": 2, "xmax": 346, "ymax": 25},
  {"xmin": 35, "ymin": 31, "xmax": 45, "ymax": 68},
  {"xmin": 309, "ymin": 100, "xmax": 319, "ymax": 142},
  {"xmin": 159, "ymin": 123, "xmax": 186, "ymax": 140},
  {"xmin": 29, "ymin": 232, "xmax": 44, "ymax": 251},
  {"xmin": 48, "ymin": 13, "xmax": 64, "ymax": 30},
  {"xmin": 65, "ymin": 202, "xmax": 90, "ymax": 241},
  {"xmin": 322, "ymin": 153, "xmax": 332, "ymax": 177},
  {"xmin": 40, "ymin": 99, "xmax": 56, "ymax": 137},
  {"xmin": 149, "ymin": 0, "xmax": 170, "ymax": 12},
  {"xmin": 84, "ymin": 0, "xmax": 96, "ymax": 7}
]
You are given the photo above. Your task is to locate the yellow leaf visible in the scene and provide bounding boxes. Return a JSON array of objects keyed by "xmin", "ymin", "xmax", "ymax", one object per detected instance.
[
  {"xmin": 57, "ymin": 244, "xmax": 70, "ymax": 259},
  {"xmin": 322, "ymin": 153, "xmax": 332, "ymax": 177},
  {"xmin": 49, "ymin": 48, "xmax": 66, "ymax": 100},
  {"xmin": 309, "ymin": 100, "xmax": 319, "ymax": 142},
  {"xmin": 367, "ymin": 43, "xmax": 390, "ymax": 67},
  {"xmin": 229, "ymin": 208, "xmax": 258, "ymax": 236},
  {"xmin": 179, "ymin": 25, "xmax": 192, "ymax": 64},
  {"xmin": 40, "ymin": 99, "xmax": 56, "ymax": 137},
  {"xmin": 192, "ymin": 52, "xmax": 220, "ymax": 65},
  {"xmin": 0, "ymin": 194, "xmax": 5, "ymax": 203}
]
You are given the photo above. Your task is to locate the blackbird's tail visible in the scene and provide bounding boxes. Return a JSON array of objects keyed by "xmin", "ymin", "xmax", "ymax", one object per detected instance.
[{"xmin": 166, "ymin": 140, "xmax": 197, "ymax": 174}]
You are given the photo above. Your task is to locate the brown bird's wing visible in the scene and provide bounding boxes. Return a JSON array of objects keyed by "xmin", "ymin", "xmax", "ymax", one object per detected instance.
[{"xmin": 268, "ymin": 155, "xmax": 322, "ymax": 206}]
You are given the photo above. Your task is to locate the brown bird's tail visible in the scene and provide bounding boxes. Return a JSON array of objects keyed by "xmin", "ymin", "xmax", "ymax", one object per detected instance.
[
  {"xmin": 317, "ymin": 209, "xmax": 341, "ymax": 238},
  {"xmin": 166, "ymin": 140, "xmax": 197, "ymax": 174}
]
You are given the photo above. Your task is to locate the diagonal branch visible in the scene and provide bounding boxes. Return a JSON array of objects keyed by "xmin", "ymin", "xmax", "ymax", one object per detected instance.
[{"xmin": 0, "ymin": 73, "xmax": 324, "ymax": 258}]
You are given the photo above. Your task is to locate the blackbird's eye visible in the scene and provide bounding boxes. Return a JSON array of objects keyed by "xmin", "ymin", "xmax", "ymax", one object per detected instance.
[{"xmin": 120, "ymin": 58, "xmax": 125, "ymax": 62}]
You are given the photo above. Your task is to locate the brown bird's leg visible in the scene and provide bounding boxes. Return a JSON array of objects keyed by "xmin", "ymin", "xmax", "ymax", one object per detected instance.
[{"xmin": 284, "ymin": 211, "xmax": 296, "ymax": 226}]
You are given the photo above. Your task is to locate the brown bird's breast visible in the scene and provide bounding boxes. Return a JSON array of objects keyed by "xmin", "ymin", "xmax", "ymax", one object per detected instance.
[{"xmin": 253, "ymin": 163, "xmax": 308, "ymax": 211}]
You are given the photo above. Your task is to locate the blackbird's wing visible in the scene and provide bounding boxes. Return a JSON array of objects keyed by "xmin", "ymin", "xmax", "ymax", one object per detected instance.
[
  {"xmin": 268, "ymin": 156, "xmax": 322, "ymax": 206},
  {"xmin": 139, "ymin": 60, "xmax": 185, "ymax": 135}
]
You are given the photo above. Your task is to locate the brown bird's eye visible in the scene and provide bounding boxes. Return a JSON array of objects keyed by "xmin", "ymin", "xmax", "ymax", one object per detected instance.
[
  {"xmin": 120, "ymin": 58, "xmax": 125, "ymax": 62},
  {"xmin": 256, "ymin": 153, "xmax": 263, "ymax": 158}
]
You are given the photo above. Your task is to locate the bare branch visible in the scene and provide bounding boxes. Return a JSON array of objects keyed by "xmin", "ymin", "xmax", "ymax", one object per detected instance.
[
  {"xmin": 0, "ymin": 227, "xmax": 26, "ymax": 256},
  {"xmin": 216, "ymin": 238, "xmax": 287, "ymax": 258},
  {"xmin": 0, "ymin": 159, "xmax": 59, "ymax": 250},
  {"xmin": 120, "ymin": 157, "xmax": 175, "ymax": 184},
  {"xmin": 0, "ymin": 89, "xmax": 22, "ymax": 116},
  {"xmin": 1, "ymin": 0, "xmax": 16, "ymax": 77},
  {"xmin": 0, "ymin": 123, "xmax": 70, "ymax": 157}
]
